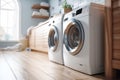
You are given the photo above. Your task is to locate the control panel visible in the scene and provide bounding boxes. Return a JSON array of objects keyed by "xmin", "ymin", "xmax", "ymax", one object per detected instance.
[{"xmin": 64, "ymin": 4, "xmax": 89, "ymax": 22}]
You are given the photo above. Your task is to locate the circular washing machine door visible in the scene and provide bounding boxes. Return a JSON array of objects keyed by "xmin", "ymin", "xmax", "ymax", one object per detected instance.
[
  {"xmin": 48, "ymin": 25, "xmax": 59, "ymax": 52},
  {"xmin": 64, "ymin": 19, "xmax": 84, "ymax": 55}
]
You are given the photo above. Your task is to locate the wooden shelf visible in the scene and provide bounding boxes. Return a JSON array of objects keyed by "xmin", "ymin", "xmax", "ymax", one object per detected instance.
[
  {"xmin": 32, "ymin": 4, "xmax": 49, "ymax": 10},
  {"xmin": 32, "ymin": 15, "xmax": 49, "ymax": 19},
  {"xmin": 31, "ymin": 4, "xmax": 49, "ymax": 19}
]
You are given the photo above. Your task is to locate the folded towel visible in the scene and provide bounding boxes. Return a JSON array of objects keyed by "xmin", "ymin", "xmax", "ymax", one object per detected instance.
[
  {"xmin": 40, "ymin": 2, "xmax": 49, "ymax": 7},
  {"xmin": 43, "ymin": 12, "xmax": 49, "ymax": 16},
  {"xmin": 39, "ymin": 8, "xmax": 48, "ymax": 13},
  {"xmin": 32, "ymin": 11, "xmax": 41, "ymax": 16},
  {"xmin": 39, "ymin": 9, "xmax": 49, "ymax": 16}
]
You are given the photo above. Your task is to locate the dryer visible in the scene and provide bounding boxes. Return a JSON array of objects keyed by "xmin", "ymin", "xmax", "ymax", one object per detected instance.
[
  {"xmin": 48, "ymin": 14, "xmax": 64, "ymax": 64},
  {"xmin": 63, "ymin": 3, "xmax": 104, "ymax": 75}
]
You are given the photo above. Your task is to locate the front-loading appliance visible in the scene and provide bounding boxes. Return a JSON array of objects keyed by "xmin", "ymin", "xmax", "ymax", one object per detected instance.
[
  {"xmin": 48, "ymin": 14, "xmax": 64, "ymax": 64},
  {"xmin": 63, "ymin": 3, "xmax": 104, "ymax": 75}
]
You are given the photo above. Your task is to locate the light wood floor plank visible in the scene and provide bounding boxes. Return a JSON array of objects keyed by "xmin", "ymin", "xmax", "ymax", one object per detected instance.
[
  {"xmin": 1, "ymin": 51, "xmax": 104, "ymax": 80},
  {"xmin": 2, "ymin": 51, "xmax": 54, "ymax": 80},
  {"xmin": 0, "ymin": 52, "xmax": 16, "ymax": 80}
]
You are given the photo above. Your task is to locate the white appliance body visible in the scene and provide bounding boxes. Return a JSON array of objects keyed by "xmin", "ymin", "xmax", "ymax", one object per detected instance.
[
  {"xmin": 63, "ymin": 3, "xmax": 104, "ymax": 75},
  {"xmin": 48, "ymin": 14, "xmax": 64, "ymax": 64}
]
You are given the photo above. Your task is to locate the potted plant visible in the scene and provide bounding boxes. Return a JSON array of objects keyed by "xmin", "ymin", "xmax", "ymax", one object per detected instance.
[{"xmin": 62, "ymin": 0, "xmax": 72, "ymax": 13}]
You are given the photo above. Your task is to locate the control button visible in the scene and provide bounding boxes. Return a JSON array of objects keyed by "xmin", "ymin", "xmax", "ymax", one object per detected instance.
[
  {"xmin": 64, "ymin": 18, "xmax": 68, "ymax": 21},
  {"xmin": 72, "ymin": 13, "xmax": 76, "ymax": 17},
  {"xmin": 53, "ymin": 21, "xmax": 55, "ymax": 23},
  {"xmin": 48, "ymin": 24, "xmax": 51, "ymax": 26}
]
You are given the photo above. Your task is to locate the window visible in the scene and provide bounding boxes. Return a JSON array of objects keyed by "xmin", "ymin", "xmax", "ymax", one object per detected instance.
[{"xmin": 0, "ymin": 0, "xmax": 19, "ymax": 41}]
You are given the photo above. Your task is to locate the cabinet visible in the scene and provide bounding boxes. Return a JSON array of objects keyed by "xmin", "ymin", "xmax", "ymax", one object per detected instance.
[
  {"xmin": 35, "ymin": 23, "xmax": 49, "ymax": 52},
  {"xmin": 32, "ymin": 4, "xmax": 49, "ymax": 19},
  {"xmin": 29, "ymin": 21, "xmax": 49, "ymax": 53},
  {"xmin": 105, "ymin": 0, "xmax": 120, "ymax": 80}
]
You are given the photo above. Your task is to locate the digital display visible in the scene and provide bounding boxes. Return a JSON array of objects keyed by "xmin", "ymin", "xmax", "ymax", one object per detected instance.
[{"xmin": 76, "ymin": 8, "xmax": 82, "ymax": 15}]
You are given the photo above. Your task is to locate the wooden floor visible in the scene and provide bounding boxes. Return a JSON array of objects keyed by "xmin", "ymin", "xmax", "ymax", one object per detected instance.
[{"xmin": 0, "ymin": 51, "xmax": 104, "ymax": 80}]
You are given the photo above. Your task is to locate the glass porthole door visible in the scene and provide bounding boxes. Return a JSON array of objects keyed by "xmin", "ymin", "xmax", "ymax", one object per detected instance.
[
  {"xmin": 48, "ymin": 26, "xmax": 59, "ymax": 52},
  {"xmin": 64, "ymin": 19, "xmax": 84, "ymax": 55}
]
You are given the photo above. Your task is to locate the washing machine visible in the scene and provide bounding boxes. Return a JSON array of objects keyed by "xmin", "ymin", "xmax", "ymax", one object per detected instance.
[
  {"xmin": 63, "ymin": 3, "xmax": 104, "ymax": 75},
  {"xmin": 48, "ymin": 14, "xmax": 64, "ymax": 64}
]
